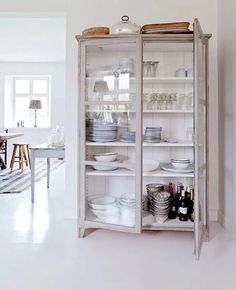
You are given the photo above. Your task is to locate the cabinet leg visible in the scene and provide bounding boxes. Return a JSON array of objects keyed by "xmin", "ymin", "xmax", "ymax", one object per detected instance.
[{"xmin": 78, "ymin": 227, "xmax": 85, "ymax": 238}]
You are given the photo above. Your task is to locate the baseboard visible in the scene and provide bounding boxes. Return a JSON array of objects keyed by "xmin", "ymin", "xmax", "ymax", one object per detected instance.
[{"xmin": 218, "ymin": 210, "xmax": 236, "ymax": 240}]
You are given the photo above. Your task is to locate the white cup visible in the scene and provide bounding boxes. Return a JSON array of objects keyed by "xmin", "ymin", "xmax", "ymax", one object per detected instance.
[{"xmin": 175, "ymin": 68, "xmax": 186, "ymax": 78}]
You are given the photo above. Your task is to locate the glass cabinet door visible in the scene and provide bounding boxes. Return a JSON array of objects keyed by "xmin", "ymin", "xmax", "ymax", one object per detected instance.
[
  {"xmin": 194, "ymin": 19, "xmax": 207, "ymax": 259},
  {"xmin": 78, "ymin": 38, "xmax": 142, "ymax": 232},
  {"xmin": 142, "ymin": 39, "xmax": 195, "ymax": 231}
]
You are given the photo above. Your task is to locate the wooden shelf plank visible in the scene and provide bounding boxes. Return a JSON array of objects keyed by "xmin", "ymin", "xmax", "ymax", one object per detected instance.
[
  {"xmin": 86, "ymin": 167, "xmax": 194, "ymax": 177},
  {"xmin": 142, "ymin": 211, "xmax": 194, "ymax": 231},
  {"xmin": 86, "ymin": 141, "xmax": 194, "ymax": 147}
]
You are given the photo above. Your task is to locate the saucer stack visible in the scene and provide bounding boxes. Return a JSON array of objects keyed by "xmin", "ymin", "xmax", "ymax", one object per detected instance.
[
  {"xmin": 120, "ymin": 131, "xmax": 136, "ymax": 143},
  {"xmin": 144, "ymin": 127, "xmax": 162, "ymax": 143}
]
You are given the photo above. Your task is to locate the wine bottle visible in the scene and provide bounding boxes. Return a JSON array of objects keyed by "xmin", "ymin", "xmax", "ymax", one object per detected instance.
[
  {"xmin": 168, "ymin": 182, "xmax": 177, "ymax": 219},
  {"xmin": 168, "ymin": 198, "xmax": 178, "ymax": 219},
  {"xmin": 189, "ymin": 186, "xmax": 194, "ymax": 222},
  {"xmin": 179, "ymin": 189, "xmax": 188, "ymax": 222}
]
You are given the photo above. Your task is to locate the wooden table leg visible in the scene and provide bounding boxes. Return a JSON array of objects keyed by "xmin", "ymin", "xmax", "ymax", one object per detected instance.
[
  {"xmin": 47, "ymin": 158, "xmax": 50, "ymax": 188},
  {"xmin": 31, "ymin": 150, "xmax": 35, "ymax": 203},
  {"xmin": 10, "ymin": 145, "xmax": 17, "ymax": 170}
]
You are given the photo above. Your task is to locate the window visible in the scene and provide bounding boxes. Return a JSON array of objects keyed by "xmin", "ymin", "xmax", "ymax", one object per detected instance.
[{"xmin": 5, "ymin": 76, "xmax": 51, "ymax": 128}]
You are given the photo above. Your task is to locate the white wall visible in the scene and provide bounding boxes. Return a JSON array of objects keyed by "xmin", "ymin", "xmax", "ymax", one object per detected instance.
[
  {"xmin": 0, "ymin": 62, "xmax": 66, "ymax": 153},
  {"xmin": 0, "ymin": 0, "xmax": 219, "ymax": 220},
  {"xmin": 218, "ymin": 0, "xmax": 236, "ymax": 238}
]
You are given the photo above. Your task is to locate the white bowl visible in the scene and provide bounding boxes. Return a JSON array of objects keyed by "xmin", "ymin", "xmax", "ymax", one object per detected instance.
[
  {"xmin": 143, "ymin": 159, "xmax": 159, "ymax": 172},
  {"xmin": 171, "ymin": 162, "xmax": 190, "ymax": 170},
  {"xmin": 123, "ymin": 159, "xmax": 159, "ymax": 172},
  {"xmin": 94, "ymin": 152, "xmax": 118, "ymax": 162}
]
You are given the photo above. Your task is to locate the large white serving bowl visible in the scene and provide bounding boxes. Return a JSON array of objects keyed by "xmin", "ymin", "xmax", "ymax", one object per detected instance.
[
  {"xmin": 143, "ymin": 159, "xmax": 159, "ymax": 172},
  {"xmin": 94, "ymin": 152, "xmax": 118, "ymax": 162},
  {"xmin": 123, "ymin": 159, "xmax": 159, "ymax": 172},
  {"xmin": 91, "ymin": 207, "xmax": 119, "ymax": 220}
]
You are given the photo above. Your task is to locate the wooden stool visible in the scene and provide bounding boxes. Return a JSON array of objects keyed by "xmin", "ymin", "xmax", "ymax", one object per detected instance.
[{"xmin": 10, "ymin": 143, "xmax": 31, "ymax": 172}]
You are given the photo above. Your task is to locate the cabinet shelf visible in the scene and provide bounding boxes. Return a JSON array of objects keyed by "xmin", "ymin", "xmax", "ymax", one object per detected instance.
[
  {"xmin": 85, "ymin": 209, "xmax": 194, "ymax": 232},
  {"xmin": 86, "ymin": 141, "xmax": 194, "ymax": 147},
  {"xmin": 86, "ymin": 109, "xmax": 193, "ymax": 114},
  {"xmin": 142, "ymin": 77, "xmax": 193, "ymax": 84},
  {"xmin": 86, "ymin": 167, "xmax": 194, "ymax": 178},
  {"xmin": 86, "ymin": 76, "xmax": 193, "ymax": 84},
  {"xmin": 142, "ymin": 211, "xmax": 194, "ymax": 231}
]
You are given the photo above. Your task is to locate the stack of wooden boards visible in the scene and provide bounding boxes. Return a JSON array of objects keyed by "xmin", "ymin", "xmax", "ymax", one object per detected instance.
[{"xmin": 141, "ymin": 22, "xmax": 190, "ymax": 34}]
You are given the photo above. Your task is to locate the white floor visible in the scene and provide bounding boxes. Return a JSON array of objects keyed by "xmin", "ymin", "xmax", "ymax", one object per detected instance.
[{"xmin": 0, "ymin": 164, "xmax": 236, "ymax": 290}]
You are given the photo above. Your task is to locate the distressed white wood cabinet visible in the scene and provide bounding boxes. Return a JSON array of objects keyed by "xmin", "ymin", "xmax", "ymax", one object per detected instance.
[{"xmin": 76, "ymin": 19, "xmax": 211, "ymax": 259}]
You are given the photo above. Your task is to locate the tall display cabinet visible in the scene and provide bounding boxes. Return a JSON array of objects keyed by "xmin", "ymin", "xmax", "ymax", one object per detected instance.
[{"xmin": 76, "ymin": 19, "xmax": 211, "ymax": 259}]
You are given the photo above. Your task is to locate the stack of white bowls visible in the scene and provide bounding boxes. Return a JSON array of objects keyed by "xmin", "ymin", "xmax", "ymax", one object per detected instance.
[
  {"xmin": 88, "ymin": 195, "xmax": 118, "ymax": 220},
  {"xmin": 171, "ymin": 158, "xmax": 190, "ymax": 170}
]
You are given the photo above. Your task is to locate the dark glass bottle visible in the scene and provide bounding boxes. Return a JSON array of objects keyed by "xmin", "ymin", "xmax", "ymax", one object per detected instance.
[
  {"xmin": 185, "ymin": 186, "xmax": 192, "ymax": 215},
  {"xmin": 168, "ymin": 182, "xmax": 174, "ymax": 196},
  {"xmin": 168, "ymin": 182, "xmax": 177, "ymax": 219},
  {"xmin": 168, "ymin": 198, "xmax": 178, "ymax": 219},
  {"xmin": 179, "ymin": 189, "xmax": 188, "ymax": 222},
  {"xmin": 189, "ymin": 186, "xmax": 194, "ymax": 222}
]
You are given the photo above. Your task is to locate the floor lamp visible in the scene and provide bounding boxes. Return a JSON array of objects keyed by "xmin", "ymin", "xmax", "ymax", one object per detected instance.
[{"xmin": 29, "ymin": 100, "xmax": 42, "ymax": 128}]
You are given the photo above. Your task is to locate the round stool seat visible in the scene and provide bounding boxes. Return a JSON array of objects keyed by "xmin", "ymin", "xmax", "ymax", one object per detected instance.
[{"xmin": 13, "ymin": 143, "xmax": 29, "ymax": 146}]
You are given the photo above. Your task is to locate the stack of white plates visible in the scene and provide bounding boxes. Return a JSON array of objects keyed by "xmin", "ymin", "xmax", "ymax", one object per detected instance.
[
  {"xmin": 93, "ymin": 152, "xmax": 119, "ymax": 171},
  {"xmin": 87, "ymin": 119, "xmax": 117, "ymax": 142},
  {"xmin": 120, "ymin": 131, "xmax": 136, "ymax": 143},
  {"xmin": 149, "ymin": 191, "xmax": 172, "ymax": 223},
  {"xmin": 144, "ymin": 127, "xmax": 162, "ymax": 143},
  {"xmin": 88, "ymin": 195, "xmax": 118, "ymax": 220},
  {"xmin": 161, "ymin": 162, "xmax": 194, "ymax": 173}
]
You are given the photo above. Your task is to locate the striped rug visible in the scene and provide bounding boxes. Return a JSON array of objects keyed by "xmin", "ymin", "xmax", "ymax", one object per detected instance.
[{"xmin": 0, "ymin": 159, "xmax": 64, "ymax": 194}]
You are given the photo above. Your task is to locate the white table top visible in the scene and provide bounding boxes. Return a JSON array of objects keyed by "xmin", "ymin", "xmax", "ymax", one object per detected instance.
[
  {"xmin": 0, "ymin": 132, "xmax": 24, "ymax": 140},
  {"xmin": 30, "ymin": 143, "xmax": 65, "ymax": 150}
]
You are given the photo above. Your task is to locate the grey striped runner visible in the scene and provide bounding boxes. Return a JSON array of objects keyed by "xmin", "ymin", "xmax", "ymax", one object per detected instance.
[{"xmin": 0, "ymin": 159, "xmax": 64, "ymax": 194}]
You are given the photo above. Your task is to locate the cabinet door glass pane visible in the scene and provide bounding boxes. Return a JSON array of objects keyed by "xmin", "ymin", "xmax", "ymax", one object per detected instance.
[
  {"xmin": 81, "ymin": 40, "xmax": 141, "ymax": 230},
  {"xmin": 142, "ymin": 41, "xmax": 194, "ymax": 230}
]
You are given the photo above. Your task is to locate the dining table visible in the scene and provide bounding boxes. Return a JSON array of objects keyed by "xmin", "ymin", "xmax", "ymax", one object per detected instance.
[
  {"xmin": 0, "ymin": 132, "xmax": 24, "ymax": 141},
  {"xmin": 30, "ymin": 143, "xmax": 65, "ymax": 203}
]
